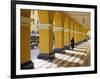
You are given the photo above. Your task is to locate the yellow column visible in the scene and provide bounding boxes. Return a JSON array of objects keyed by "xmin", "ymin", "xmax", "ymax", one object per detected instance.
[
  {"xmin": 54, "ymin": 26, "xmax": 64, "ymax": 52},
  {"xmin": 81, "ymin": 26, "xmax": 83, "ymax": 42},
  {"xmin": 83, "ymin": 26, "xmax": 85, "ymax": 42},
  {"xmin": 84, "ymin": 28, "xmax": 86, "ymax": 41},
  {"xmin": 76, "ymin": 24, "xmax": 80, "ymax": 45},
  {"xmin": 64, "ymin": 17, "xmax": 70, "ymax": 49},
  {"xmin": 74, "ymin": 23, "xmax": 77, "ymax": 45},
  {"xmin": 83, "ymin": 27, "xmax": 86, "ymax": 42},
  {"xmin": 69, "ymin": 20, "xmax": 75, "ymax": 47},
  {"xmin": 37, "ymin": 11, "xmax": 54, "ymax": 60},
  {"xmin": 21, "ymin": 9, "xmax": 34, "ymax": 69},
  {"xmin": 38, "ymin": 24, "xmax": 54, "ymax": 59},
  {"xmin": 79, "ymin": 25, "xmax": 83, "ymax": 43},
  {"xmin": 53, "ymin": 12, "xmax": 64, "ymax": 53},
  {"xmin": 84, "ymin": 28, "xmax": 88, "ymax": 41},
  {"xmin": 70, "ymin": 21, "xmax": 74, "ymax": 40},
  {"xmin": 80, "ymin": 26, "xmax": 83, "ymax": 42},
  {"xmin": 73, "ymin": 22, "xmax": 76, "ymax": 45},
  {"xmin": 78, "ymin": 24, "xmax": 80, "ymax": 44}
]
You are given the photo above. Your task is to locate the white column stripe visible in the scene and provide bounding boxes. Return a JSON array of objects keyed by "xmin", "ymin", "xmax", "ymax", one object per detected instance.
[
  {"xmin": 53, "ymin": 27, "xmax": 63, "ymax": 32},
  {"xmin": 38, "ymin": 24, "xmax": 51, "ymax": 29},
  {"xmin": 64, "ymin": 29, "xmax": 70, "ymax": 32}
]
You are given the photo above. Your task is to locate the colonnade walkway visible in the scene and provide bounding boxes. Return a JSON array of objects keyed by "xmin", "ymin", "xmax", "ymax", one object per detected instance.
[
  {"xmin": 20, "ymin": 9, "xmax": 90, "ymax": 69},
  {"xmin": 31, "ymin": 40, "xmax": 90, "ymax": 69}
]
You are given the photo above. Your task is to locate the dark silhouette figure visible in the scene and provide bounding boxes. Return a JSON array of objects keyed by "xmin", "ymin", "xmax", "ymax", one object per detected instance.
[{"xmin": 71, "ymin": 37, "xmax": 75, "ymax": 50}]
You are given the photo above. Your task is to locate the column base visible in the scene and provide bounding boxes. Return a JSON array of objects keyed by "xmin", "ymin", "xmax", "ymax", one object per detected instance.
[
  {"xmin": 84, "ymin": 39, "xmax": 87, "ymax": 42},
  {"xmin": 76, "ymin": 41, "xmax": 81, "ymax": 46},
  {"xmin": 83, "ymin": 39, "xmax": 88, "ymax": 42},
  {"xmin": 53, "ymin": 48, "xmax": 64, "ymax": 53},
  {"xmin": 21, "ymin": 61, "xmax": 34, "ymax": 69},
  {"xmin": 75, "ymin": 42, "xmax": 79, "ymax": 46},
  {"xmin": 64, "ymin": 45, "xmax": 70, "ymax": 49},
  {"xmin": 37, "ymin": 52, "xmax": 55, "ymax": 60},
  {"xmin": 80, "ymin": 41, "xmax": 82, "ymax": 44}
]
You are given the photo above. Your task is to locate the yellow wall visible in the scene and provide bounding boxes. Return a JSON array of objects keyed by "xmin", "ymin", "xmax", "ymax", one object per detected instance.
[{"xmin": 21, "ymin": 9, "xmax": 31, "ymax": 64}]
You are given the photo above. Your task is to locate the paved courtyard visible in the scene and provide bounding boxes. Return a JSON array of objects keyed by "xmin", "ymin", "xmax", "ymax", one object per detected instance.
[{"xmin": 31, "ymin": 40, "xmax": 90, "ymax": 69}]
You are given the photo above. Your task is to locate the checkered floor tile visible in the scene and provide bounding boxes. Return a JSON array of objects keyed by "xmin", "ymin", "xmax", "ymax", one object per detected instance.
[{"xmin": 32, "ymin": 47, "xmax": 90, "ymax": 69}]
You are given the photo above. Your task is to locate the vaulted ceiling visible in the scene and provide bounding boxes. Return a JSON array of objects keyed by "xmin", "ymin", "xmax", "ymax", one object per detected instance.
[{"xmin": 65, "ymin": 11, "xmax": 90, "ymax": 28}]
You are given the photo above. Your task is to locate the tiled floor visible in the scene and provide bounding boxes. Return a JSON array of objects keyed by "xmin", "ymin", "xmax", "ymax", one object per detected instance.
[{"xmin": 31, "ymin": 40, "xmax": 90, "ymax": 69}]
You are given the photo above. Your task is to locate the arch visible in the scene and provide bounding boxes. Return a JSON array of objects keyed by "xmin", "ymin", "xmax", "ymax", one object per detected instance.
[
  {"xmin": 64, "ymin": 15, "xmax": 70, "ymax": 29},
  {"xmin": 53, "ymin": 12, "xmax": 63, "ymax": 26},
  {"xmin": 37, "ymin": 10, "xmax": 55, "ymax": 24},
  {"xmin": 38, "ymin": 10, "xmax": 49, "ymax": 24},
  {"xmin": 48, "ymin": 11, "xmax": 55, "ymax": 24}
]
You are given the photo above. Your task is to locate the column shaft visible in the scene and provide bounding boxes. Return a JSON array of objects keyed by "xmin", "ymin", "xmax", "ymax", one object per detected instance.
[
  {"xmin": 54, "ymin": 26, "xmax": 64, "ymax": 53},
  {"xmin": 37, "ymin": 24, "xmax": 54, "ymax": 60},
  {"xmin": 64, "ymin": 29, "xmax": 70, "ymax": 49},
  {"xmin": 21, "ymin": 9, "xmax": 34, "ymax": 69}
]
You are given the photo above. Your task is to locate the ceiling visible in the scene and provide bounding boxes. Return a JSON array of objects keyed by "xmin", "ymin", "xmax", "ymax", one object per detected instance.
[{"xmin": 65, "ymin": 11, "xmax": 90, "ymax": 28}]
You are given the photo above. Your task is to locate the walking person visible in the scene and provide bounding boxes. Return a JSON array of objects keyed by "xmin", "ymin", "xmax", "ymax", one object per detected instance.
[{"xmin": 71, "ymin": 37, "xmax": 75, "ymax": 50}]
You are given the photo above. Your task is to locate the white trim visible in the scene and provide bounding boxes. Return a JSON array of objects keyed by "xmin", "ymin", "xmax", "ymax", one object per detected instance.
[
  {"xmin": 70, "ymin": 30, "xmax": 74, "ymax": 32},
  {"xmin": 38, "ymin": 24, "xmax": 51, "ymax": 29},
  {"xmin": 64, "ymin": 29, "xmax": 70, "ymax": 32},
  {"xmin": 75, "ymin": 31, "xmax": 84, "ymax": 34},
  {"xmin": 53, "ymin": 27, "xmax": 63, "ymax": 32},
  {"xmin": 21, "ymin": 16, "xmax": 33, "ymax": 23}
]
